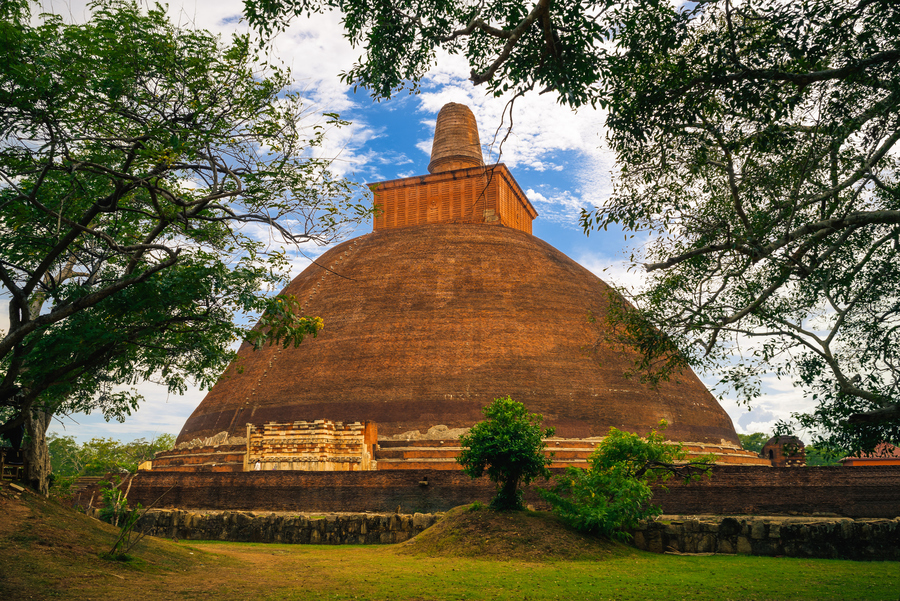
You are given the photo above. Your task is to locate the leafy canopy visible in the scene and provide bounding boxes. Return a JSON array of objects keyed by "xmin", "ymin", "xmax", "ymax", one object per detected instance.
[
  {"xmin": 48, "ymin": 433, "xmax": 175, "ymax": 478},
  {"xmin": 242, "ymin": 0, "xmax": 900, "ymax": 454},
  {"xmin": 457, "ymin": 396, "xmax": 554, "ymax": 511},
  {"xmin": 541, "ymin": 422, "xmax": 714, "ymax": 540},
  {"xmin": 0, "ymin": 0, "xmax": 371, "ymax": 446},
  {"xmin": 737, "ymin": 433, "xmax": 769, "ymax": 455},
  {"xmin": 581, "ymin": 0, "xmax": 900, "ymax": 455}
]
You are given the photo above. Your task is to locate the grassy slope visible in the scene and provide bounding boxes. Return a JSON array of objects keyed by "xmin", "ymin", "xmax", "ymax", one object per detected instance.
[
  {"xmin": 0, "ymin": 482, "xmax": 219, "ymax": 599},
  {"xmin": 0, "ymin": 487, "xmax": 897, "ymax": 601},
  {"xmin": 396, "ymin": 504, "xmax": 632, "ymax": 561}
]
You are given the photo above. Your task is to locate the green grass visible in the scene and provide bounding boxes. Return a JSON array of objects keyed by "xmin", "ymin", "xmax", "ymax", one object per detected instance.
[
  {"xmin": 188, "ymin": 542, "xmax": 893, "ymax": 601},
  {"xmin": 1, "ymin": 489, "xmax": 897, "ymax": 601}
]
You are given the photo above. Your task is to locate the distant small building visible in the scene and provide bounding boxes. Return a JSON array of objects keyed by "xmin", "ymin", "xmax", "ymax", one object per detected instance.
[
  {"xmin": 840, "ymin": 443, "xmax": 900, "ymax": 466},
  {"xmin": 760, "ymin": 436, "xmax": 806, "ymax": 467}
]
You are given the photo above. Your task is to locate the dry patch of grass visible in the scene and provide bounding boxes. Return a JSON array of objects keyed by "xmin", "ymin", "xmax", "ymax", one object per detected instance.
[{"xmin": 396, "ymin": 503, "xmax": 630, "ymax": 561}]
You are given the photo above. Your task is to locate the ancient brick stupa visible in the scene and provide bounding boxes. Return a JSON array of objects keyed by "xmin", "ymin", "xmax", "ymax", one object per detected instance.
[{"xmin": 163, "ymin": 103, "xmax": 766, "ymax": 472}]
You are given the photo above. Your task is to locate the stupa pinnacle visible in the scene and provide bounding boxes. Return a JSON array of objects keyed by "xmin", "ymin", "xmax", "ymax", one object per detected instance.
[{"xmin": 427, "ymin": 103, "xmax": 485, "ymax": 173}]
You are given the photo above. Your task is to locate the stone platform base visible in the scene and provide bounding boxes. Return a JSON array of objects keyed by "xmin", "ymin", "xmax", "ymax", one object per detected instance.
[{"xmin": 148, "ymin": 437, "xmax": 769, "ymax": 473}]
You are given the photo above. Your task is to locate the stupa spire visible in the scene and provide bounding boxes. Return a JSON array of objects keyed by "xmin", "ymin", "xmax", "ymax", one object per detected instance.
[{"xmin": 428, "ymin": 103, "xmax": 484, "ymax": 174}]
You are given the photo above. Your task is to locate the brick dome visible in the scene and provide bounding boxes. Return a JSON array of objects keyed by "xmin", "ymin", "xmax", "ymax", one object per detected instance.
[{"xmin": 177, "ymin": 224, "xmax": 741, "ymax": 445}]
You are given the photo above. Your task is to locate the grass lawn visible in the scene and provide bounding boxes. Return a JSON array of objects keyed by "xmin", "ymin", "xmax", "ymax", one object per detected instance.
[{"xmin": 1, "ymin": 486, "xmax": 897, "ymax": 601}]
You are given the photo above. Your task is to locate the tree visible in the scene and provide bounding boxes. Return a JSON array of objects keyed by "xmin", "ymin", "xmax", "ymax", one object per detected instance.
[
  {"xmin": 583, "ymin": 0, "xmax": 900, "ymax": 457},
  {"xmin": 0, "ymin": 0, "xmax": 370, "ymax": 494},
  {"xmin": 48, "ymin": 433, "xmax": 174, "ymax": 479},
  {"xmin": 457, "ymin": 396, "xmax": 554, "ymax": 511},
  {"xmin": 541, "ymin": 422, "xmax": 713, "ymax": 540},
  {"xmin": 243, "ymin": 0, "xmax": 900, "ymax": 454},
  {"xmin": 737, "ymin": 433, "xmax": 769, "ymax": 455},
  {"xmin": 804, "ymin": 445, "xmax": 846, "ymax": 467}
]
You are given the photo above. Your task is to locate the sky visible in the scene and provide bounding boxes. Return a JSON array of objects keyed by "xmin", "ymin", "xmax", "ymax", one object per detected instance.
[{"xmin": 29, "ymin": 0, "xmax": 813, "ymax": 443}]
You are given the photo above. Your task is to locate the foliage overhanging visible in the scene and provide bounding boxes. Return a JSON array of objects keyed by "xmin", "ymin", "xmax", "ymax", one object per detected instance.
[{"xmin": 0, "ymin": 0, "xmax": 371, "ymax": 445}]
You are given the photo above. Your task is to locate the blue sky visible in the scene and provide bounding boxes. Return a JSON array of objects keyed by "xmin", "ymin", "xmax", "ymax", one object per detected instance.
[{"xmin": 31, "ymin": 0, "xmax": 807, "ymax": 443}]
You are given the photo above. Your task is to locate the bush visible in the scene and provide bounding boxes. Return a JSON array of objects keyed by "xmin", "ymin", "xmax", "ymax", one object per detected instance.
[
  {"xmin": 457, "ymin": 396, "xmax": 554, "ymax": 511},
  {"xmin": 97, "ymin": 476, "xmax": 131, "ymax": 526},
  {"xmin": 541, "ymin": 421, "xmax": 714, "ymax": 540}
]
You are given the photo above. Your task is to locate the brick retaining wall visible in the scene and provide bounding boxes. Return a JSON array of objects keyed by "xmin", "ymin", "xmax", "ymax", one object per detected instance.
[
  {"xmin": 112, "ymin": 466, "xmax": 900, "ymax": 518},
  {"xmin": 658, "ymin": 466, "xmax": 900, "ymax": 518}
]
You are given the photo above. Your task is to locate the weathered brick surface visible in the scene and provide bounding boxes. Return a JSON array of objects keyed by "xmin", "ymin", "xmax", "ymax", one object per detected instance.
[
  {"xmin": 246, "ymin": 420, "xmax": 377, "ymax": 471},
  {"xmin": 115, "ymin": 466, "xmax": 900, "ymax": 518},
  {"xmin": 654, "ymin": 466, "xmax": 900, "ymax": 518},
  {"xmin": 427, "ymin": 103, "xmax": 484, "ymax": 174},
  {"xmin": 373, "ymin": 439, "xmax": 767, "ymax": 469},
  {"xmin": 152, "ymin": 445, "xmax": 246, "ymax": 472},
  {"xmin": 178, "ymin": 224, "xmax": 741, "ymax": 446},
  {"xmin": 371, "ymin": 165, "xmax": 536, "ymax": 234},
  {"xmin": 122, "ymin": 470, "xmax": 501, "ymax": 514}
]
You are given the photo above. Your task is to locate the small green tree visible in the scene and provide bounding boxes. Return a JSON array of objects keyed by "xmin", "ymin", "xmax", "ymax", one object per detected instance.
[
  {"xmin": 48, "ymin": 433, "xmax": 174, "ymax": 478},
  {"xmin": 457, "ymin": 396, "xmax": 554, "ymax": 511},
  {"xmin": 541, "ymin": 421, "xmax": 714, "ymax": 540}
]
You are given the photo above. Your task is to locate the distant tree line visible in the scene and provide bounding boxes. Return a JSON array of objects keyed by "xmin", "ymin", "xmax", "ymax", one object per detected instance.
[{"xmin": 47, "ymin": 433, "xmax": 174, "ymax": 479}]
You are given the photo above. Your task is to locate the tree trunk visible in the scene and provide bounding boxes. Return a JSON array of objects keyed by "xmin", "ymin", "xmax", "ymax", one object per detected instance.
[
  {"xmin": 23, "ymin": 407, "xmax": 51, "ymax": 496},
  {"xmin": 493, "ymin": 474, "xmax": 523, "ymax": 510}
]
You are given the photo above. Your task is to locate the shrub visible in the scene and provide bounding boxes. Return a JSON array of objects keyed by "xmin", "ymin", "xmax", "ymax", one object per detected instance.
[
  {"xmin": 457, "ymin": 396, "xmax": 554, "ymax": 511},
  {"xmin": 541, "ymin": 421, "xmax": 714, "ymax": 540}
]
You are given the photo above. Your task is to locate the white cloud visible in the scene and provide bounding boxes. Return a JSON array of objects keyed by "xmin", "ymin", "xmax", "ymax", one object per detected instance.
[
  {"xmin": 574, "ymin": 251, "xmax": 650, "ymax": 296},
  {"xmin": 50, "ymin": 382, "xmax": 206, "ymax": 441},
  {"xmin": 414, "ymin": 77, "xmax": 611, "ymax": 174},
  {"xmin": 526, "ymin": 188, "xmax": 591, "ymax": 227}
]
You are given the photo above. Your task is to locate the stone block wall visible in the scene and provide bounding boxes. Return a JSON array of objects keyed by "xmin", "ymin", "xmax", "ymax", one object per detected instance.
[
  {"xmin": 122, "ymin": 509, "xmax": 900, "ymax": 560},
  {"xmin": 131, "ymin": 509, "xmax": 440, "ymax": 545},
  {"xmin": 631, "ymin": 516, "xmax": 900, "ymax": 560}
]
